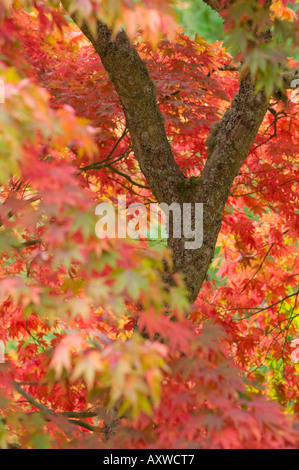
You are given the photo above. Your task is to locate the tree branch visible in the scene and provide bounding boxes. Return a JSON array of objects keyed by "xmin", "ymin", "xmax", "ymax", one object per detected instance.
[
  {"xmin": 202, "ymin": 0, "xmax": 223, "ymax": 13},
  {"xmin": 13, "ymin": 381, "xmax": 102, "ymax": 432},
  {"xmin": 65, "ymin": 12, "xmax": 293, "ymax": 302},
  {"xmin": 168, "ymin": 75, "xmax": 270, "ymax": 300},
  {"xmin": 76, "ymin": 20, "xmax": 186, "ymax": 206},
  {"xmin": 68, "ymin": 419, "xmax": 101, "ymax": 432}
]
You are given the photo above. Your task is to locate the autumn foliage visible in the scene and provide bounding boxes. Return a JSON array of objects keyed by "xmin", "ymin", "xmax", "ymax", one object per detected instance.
[{"xmin": 0, "ymin": 0, "xmax": 299, "ymax": 449}]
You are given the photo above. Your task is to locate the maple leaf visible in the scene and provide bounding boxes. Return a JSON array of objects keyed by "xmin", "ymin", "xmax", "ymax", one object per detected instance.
[{"xmin": 50, "ymin": 333, "xmax": 82, "ymax": 379}]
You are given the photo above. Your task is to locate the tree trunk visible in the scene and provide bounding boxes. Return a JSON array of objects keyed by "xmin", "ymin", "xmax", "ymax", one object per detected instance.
[{"xmin": 68, "ymin": 17, "xmax": 298, "ymax": 302}]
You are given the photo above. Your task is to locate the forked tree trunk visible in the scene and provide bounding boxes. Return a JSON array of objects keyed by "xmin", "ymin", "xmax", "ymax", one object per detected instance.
[{"xmin": 66, "ymin": 15, "xmax": 298, "ymax": 302}]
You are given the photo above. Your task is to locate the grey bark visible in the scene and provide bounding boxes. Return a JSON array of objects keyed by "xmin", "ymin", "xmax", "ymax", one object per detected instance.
[{"xmin": 67, "ymin": 16, "xmax": 298, "ymax": 302}]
